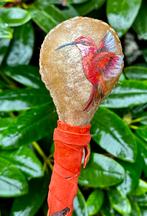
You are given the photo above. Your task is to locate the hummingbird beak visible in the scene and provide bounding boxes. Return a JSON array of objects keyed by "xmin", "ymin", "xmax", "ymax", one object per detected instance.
[{"xmin": 55, "ymin": 41, "xmax": 78, "ymax": 50}]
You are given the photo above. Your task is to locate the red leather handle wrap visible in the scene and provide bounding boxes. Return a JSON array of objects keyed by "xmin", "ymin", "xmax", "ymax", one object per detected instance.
[{"xmin": 48, "ymin": 120, "xmax": 91, "ymax": 216}]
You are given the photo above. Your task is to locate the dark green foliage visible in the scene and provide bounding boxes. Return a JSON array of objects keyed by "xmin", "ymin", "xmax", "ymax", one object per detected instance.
[{"xmin": 0, "ymin": 0, "xmax": 147, "ymax": 215}]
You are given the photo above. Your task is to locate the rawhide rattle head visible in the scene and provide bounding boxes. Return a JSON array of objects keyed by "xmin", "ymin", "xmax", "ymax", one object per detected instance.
[{"xmin": 40, "ymin": 17, "xmax": 124, "ymax": 126}]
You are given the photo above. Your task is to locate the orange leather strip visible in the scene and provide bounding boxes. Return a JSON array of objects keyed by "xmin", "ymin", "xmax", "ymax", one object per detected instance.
[{"xmin": 48, "ymin": 120, "xmax": 91, "ymax": 216}]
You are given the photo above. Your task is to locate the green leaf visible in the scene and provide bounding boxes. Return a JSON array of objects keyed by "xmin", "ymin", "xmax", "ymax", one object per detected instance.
[
  {"xmin": 134, "ymin": 194, "xmax": 147, "ymax": 207},
  {"xmin": 91, "ymin": 107, "xmax": 137, "ymax": 162},
  {"xmin": 10, "ymin": 174, "xmax": 49, "ymax": 216},
  {"xmin": 0, "ymin": 7, "xmax": 31, "ymax": 27},
  {"xmin": 0, "ymin": 2, "xmax": 5, "ymax": 7},
  {"xmin": 133, "ymin": 1, "xmax": 147, "ymax": 40},
  {"xmin": 33, "ymin": 3, "xmax": 66, "ymax": 21},
  {"xmin": 0, "ymin": 23, "xmax": 13, "ymax": 39},
  {"xmin": 0, "ymin": 157, "xmax": 28, "ymax": 197},
  {"xmin": 101, "ymin": 207, "xmax": 116, "ymax": 216},
  {"xmin": 117, "ymin": 151, "xmax": 143, "ymax": 196},
  {"xmin": 135, "ymin": 136, "xmax": 147, "ymax": 176},
  {"xmin": 33, "ymin": 0, "xmax": 62, "ymax": 6},
  {"xmin": 0, "ymin": 38, "xmax": 10, "ymax": 65},
  {"xmin": 0, "ymin": 117, "xmax": 14, "ymax": 131},
  {"xmin": 136, "ymin": 125, "xmax": 147, "ymax": 142},
  {"xmin": 0, "ymin": 79, "xmax": 6, "ymax": 89},
  {"xmin": 75, "ymin": 0, "xmax": 105, "ymax": 15},
  {"xmin": 141, "ymin": 208, "xmax": 147, "ymax": 216},
  {"xmin": 79, "ymin": 153, "xmax": 125, "ymax": 188},
  {"xmin": 133, "ymin": 179, "xmax": 147, "ymax": 196},
  {"xmin": 1, "ymin": 65, "xmax": 44, "ymax": 89},
  {"xmin": 108, "ymin": 189, "xmax": 131, "ymax": 215},
  {"xmin": 143, "ymin": 49, "xmax": 147, "ymax": 62},
  {"xmin": 0, "ymin": 104, "xmax": 57, "ymax": 149},
  {"xmin": 102, "ymin": 80, "xmax": 147, "ymax": 108},
  {"xmin": 0, "ymin": 146, "xmax": 44, "ymax": 179},
  {"xmin": 30, "ymin": 7, "xmax": 57, "ymax": 33},
  {"xmin": 73, "ymin": 190, "xmax": 88, "ymax": 216},
  {"xmin": 0, "ymin": 88, "xmax": 50, "ymax": 112},
  {"xmin": 62, "ymin": 4, "xmax": 79, "ymax": 18},
  {"xmin": 86, "ymin": 190, "xmax": 104, "ymax": 215},
  {"xmin": 6, "ymin": 23, "xmax": 34, "ymax": 66},
  {"xmin": 34, "ymin": 0, "xmax": 78, "ymax": 18},
  {"xmin": 124, "ymin": 66, "xmax": 147, "ymax": 80},
  {"xmin": 107, "ymin": 0, "xmax": 142, "ymax": 36},
  {"xmin": 140, "ymin": 112, "xmax": 147, "ymax": 125},
  {"xmin": 130, "ymin": 201, "xmax": 141, "ymax": 216}
]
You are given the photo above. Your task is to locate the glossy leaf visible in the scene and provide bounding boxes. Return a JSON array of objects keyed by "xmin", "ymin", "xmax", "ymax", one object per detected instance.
[
  {"xmin": 34, "ymin": 0, "xmax": 63, "ymax": 6},
  {"xmin": 79, "ymin": 153, "xmax": 125, "ymax": 188},
  {"xmin": 0, "ymin": 88, "xmax": 50, "ymax": 112},
  {"xmin": 0, "ymin": 157, "xmax": 28, "ymax": 197},
  {"xmin": 0, "ymin": 38, "xmax": 10, "ymax": 65},
  {"xmin": 133, "ymin": 1, "xmax": 147, "ymax": 40},
  {"xmin": 135, "ymin": 136, "xmax": 147, "ymax": 176},
  {"xmin": 0, "ymin": 117, "xmax": 14, "ymax": 131},
  {"xmin": 143, "ymin": 49, "xmax": 147, "ymax": 62},
  {"xmin": 91, "ymin": 107, "xmax": 137, "ymax": 162},
  {"xmin": 73, "ymin": 190, "xmax": 88, "ymax": 216},
  {"xmin": 86, "ymin": 190, "xmax": 104, "ymax": 215},
  {"xmin": 134, "ymin": 194, "xmax": 147, "ymax": 207},
  {"xmin": 0, "ymin": 23, "xmax": 13, "ymax": 39},
  {"xmin": 30, "ymin": 7, "xmax": 57, "ymax": 33},
  {"xmin": 0, "ymin": 7, "xmax": 31, "ymax": 27},
  {"xmin": 133, "ymin": 179, "xmax": 147, "ymax": 196},
  {"xmin": 10, "ymin": 174, "xmax": 49, "ymax": 216},
  {"xmin": 62, "ymin": 4, "xmax": 79, "ymax": 18},
  {"xmin": 1, "ymin": 65, "xmax": 44, "ymax": 89},
  {"xmin": 75, "ymin": 0, "xmax": 105, "ymax": 15},
  {"xmin": 141, "ymin": 208, "xmax": 147, "ymax": 216},
  {"xmin": 124, "ymin": 66, "xmax": 147, "ymax": 80},
  {"xmin": 0, "ymin": 80, "xmax": 6, "ymax": 89},
  {"xmin": 108, "ymin": 189, "xmax": 131, "ymax": 215},
  {"xmin": 101, "ymin": 207, "xmax": 116, "ymax": 216},
  {"xmin": 102, "ymin": 80, "xmax": 147, "ymax": 108},
  {"xmin": 130, "ymin": 201, "xmax": 141, "ymax": 216},
  {"xmin": 117, "ymin": 151, "xmax": 143, "ymax": 195},
  {"xmin": 33, "ymin": 3, "xmax": 66, "ymax": 21},
  {"xmin": 0, "ymin": 104, "xmax": 57, "ymax": 149},
  {"xmin": 6, "ymin": 23, "xmax": 34, "ymax": 66},
  {"xmin": 136, "ymin": 125, "xmax": 147, "ymax": 142},
  {"xmin": 140, "ymin": 112, "xmax": 147, "ymax": 125},
  {"xmin": 107, "ymin": 0, "xmax": 142, "ymax": 36},
  {"xmin": 0, "ymin": 146, "xmax": 44, "ymax": 179}
]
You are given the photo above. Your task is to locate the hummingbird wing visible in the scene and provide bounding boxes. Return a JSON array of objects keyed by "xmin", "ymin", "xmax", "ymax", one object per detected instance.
[
  {"xmin": 93, "ymin": 52, "xmax": 124, "ymax": 80},
  {"xmin": 97, "ymin": 31, "xmax": 117, "ymax": 53}
]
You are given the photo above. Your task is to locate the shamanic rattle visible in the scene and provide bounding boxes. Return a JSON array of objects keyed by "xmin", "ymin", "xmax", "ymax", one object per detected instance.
[{"xmin": 39, "ymin": 17, "xmax": 124, "ymax": 216}]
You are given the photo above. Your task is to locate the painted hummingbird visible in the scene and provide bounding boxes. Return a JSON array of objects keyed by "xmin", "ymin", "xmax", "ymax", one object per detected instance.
[{"xmin": 56, "ymin": 31, "xmax": 123, "ymax": 111}]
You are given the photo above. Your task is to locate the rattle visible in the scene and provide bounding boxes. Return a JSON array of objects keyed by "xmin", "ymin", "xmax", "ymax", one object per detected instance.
[{"xmin": 39, "ymin": 16, "xmax": 124, "ymax": 216}]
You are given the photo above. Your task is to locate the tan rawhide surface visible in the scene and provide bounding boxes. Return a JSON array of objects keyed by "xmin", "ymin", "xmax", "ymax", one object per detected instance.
[{"xmin": 39, "ymin": 17, "xmax": 123, "ymax": 126}]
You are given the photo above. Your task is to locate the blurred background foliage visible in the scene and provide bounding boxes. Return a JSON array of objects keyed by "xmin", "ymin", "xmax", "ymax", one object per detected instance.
[{"xmin": 0, "ymin": 0, "xmax": 147, "ymax": 215}]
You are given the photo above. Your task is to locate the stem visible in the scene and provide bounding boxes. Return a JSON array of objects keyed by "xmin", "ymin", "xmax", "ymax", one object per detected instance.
[
  {"xmin": 130, "ymin": 125, "xmax": 138, "ymax": 130},
  {"xmin": 131, "ymin": 117, "xmax": 142, "ymax": 123},
  {"xmin": 32, "ymin": 141, "xmax": 53, "ymax": 170}
]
